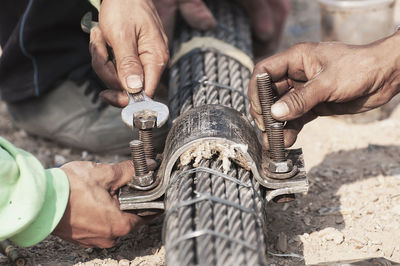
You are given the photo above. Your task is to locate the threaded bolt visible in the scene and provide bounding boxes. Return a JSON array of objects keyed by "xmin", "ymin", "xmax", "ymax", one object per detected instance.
[
  {"xmin": 130, "ymin": 140, "xmax": 148, "ymax": 176},
  {"xmin": 133, "ymin": 113, "xmax": 156, "ymax": 160},
  {"xmin": 256, "ymin": 73, "xmax": 286, "ymax": 163},
  {"xmin": 256, "ymin": 73, "xmax": 278, "ymax": 131},
  {"xmin": 139, "ymin": 129, "xmax": 154, "ymax": 160},
  {"xmin": 269, "ymin": 123, "xmax": 286, "ymax": 162}
]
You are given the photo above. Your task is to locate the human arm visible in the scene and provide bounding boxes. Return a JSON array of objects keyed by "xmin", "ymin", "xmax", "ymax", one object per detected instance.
[
  {"xmin": 93, "ymin": 0, "xmax": 289, "ymax": 108},
  {"xmin": 53, "ymin": 160, "xmax": 144, "ymax": 248},
  {"xmin": 90, "ymin": 0, "xmax": 169, "ymax": 107},
  {"xmin": 0, "ymin": 137, "xmax": 69, "ymax": 247},
  {"xmin": 153, "ymin": 0, "xmax": 290, "ymax": 58},
  {"xmin": 248, "ymin": 32, "xmax": 400, "ymax": 148},
  {"xmin": 0, "ymin": 137, "xmax": 143, "ymax": 248}
]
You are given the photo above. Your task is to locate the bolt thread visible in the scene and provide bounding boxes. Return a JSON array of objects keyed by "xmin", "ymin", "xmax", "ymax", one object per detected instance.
[
  {"xmin": 269, "ymin": 123, "xmax": 286, "ymax": 162},
  {"xmin": 256, "ymin": 73, "xmax": 278, "ymax": 129},
  {"xmin": 130, "ymin": 140, "xmax": 149, "ymax": 176},
  {"xmin": 257, "ymin": 73, "xmax": 286, "ymax": 162},
  {"xmin": 139, "ymin": 129, "xmax": 154, "ymax": 159}
]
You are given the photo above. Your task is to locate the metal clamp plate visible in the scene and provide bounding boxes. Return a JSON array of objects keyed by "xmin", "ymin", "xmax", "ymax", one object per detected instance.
[{"xmin": 119, "ymin": 105, "xmax": 308, "ymax": 210}]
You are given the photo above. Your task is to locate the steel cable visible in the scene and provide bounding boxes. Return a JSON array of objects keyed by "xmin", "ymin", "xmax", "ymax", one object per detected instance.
[
  {"xmin": 195, "ymin": 159, "xmax": 216, "ymax": 266},
  {"xmin": 224, "ymin": 165, "xmax": 246, "ymax": 265},
  {"xmin": 165, "ymin": 167, "xmax": 187, "ymax": 265},
  {"xmin": 176, "ymin": 169, "xmax": 195, "ymax": 265},
  {"xmin": 164, "ymin": 0, "xmax": 267, "ymax": 265},
  {"xmin": 210, "ymin": 160, "xmax": 232, "ymax": 266},
  {"xmin": 204, "ymin": 52, "xmax": 219, "ymax": 105}
]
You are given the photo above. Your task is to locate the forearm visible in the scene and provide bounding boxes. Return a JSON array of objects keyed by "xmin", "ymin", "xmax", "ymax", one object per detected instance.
[
  {"xmin": 0, "ymin": 137, "xmax": 69, "ymax": 247},
  {"xmin": 370, "ymin": 30, "xmax": 400, "ymax": 94},
  {"xmin": 389, "ymin": 31, "xmax": 400, "ymax": 93}
]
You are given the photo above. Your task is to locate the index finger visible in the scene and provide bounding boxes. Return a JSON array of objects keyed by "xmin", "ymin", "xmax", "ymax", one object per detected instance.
[
  {"xmin": 140, "ymin": 41, "xmax": 169, "ymax": 98},
  {"xmin": 136, "ymin": 15, "xmax": 169, "ymax": 98},
  {"xmin": 248, "ymin": 43, "xmax": 313, "ymax": 114},
  {"xmin": 90, "ymin": 27, "xmax": 121, "ymax": 91}
]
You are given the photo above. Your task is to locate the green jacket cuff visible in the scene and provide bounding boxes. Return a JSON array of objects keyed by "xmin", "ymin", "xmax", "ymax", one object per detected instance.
[{"xmin": 10, "ymin": 168, "xmax": 69, "ymax": 247}]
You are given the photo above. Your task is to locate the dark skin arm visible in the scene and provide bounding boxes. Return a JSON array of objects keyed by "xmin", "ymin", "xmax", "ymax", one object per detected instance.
[
  {"xmin": 52, "ymin": 160, "xmax": 144, "ymax": 248},
  {"xmin": 90, "ymin": 0, "xmax": 169, "ymax": 107},
  {"xmin": 248, "ymin": 32, "xmax": 400, "ymax": 148},
  {"xmin": 153, "ymin": 0, "xmax": 290, "ymax": 58},
  {"xmin": 93, "ymin": 0, "xmax": 290, "ymax": 108}
]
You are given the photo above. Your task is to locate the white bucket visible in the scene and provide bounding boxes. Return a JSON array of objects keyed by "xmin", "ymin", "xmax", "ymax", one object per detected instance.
[{"xmin": 318, "ymin": 0, "xmax": 395, "ymax": 44}]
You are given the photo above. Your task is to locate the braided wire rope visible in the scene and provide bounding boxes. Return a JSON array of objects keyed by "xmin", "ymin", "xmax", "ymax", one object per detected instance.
[{"xmin": 165, "ymin": 1, "xmax": 267, "ymax": 265}]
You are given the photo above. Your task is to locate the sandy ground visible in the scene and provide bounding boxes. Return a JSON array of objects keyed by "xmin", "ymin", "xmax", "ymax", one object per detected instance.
[{"xmin": 1, "ymin": 0, "xmax": 400, "ymax": 265}]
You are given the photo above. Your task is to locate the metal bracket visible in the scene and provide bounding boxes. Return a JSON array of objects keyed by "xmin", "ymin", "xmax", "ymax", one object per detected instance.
[
  {"xmin": 263, "ymin": 149, "xmax": 308, "ymax": 202},
  {"xmin": 118, "ymin": 105, "xmax": 308, "ymax": 210}
]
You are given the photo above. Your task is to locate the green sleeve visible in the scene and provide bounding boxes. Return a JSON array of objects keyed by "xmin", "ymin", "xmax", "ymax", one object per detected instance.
[
  {"xmin": 89, "ymin": 0, "xmax": 100, "ymax": 11},
  {"xmin": 0, "ymin": 137, "xmax": 69, "ymax": 247}
]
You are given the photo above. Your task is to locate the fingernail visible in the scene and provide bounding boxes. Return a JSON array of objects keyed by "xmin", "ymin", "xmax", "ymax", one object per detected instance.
[
  {"xmin": 271, "ymin": 102, "xmax": 289, "ymax": 118},
  {"xmin": 126, "ymin": 75, "xmax": 143, "ymax": 91}
]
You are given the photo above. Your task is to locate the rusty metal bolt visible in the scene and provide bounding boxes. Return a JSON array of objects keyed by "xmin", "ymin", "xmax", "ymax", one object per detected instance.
[
  {"xmin": 130, "ymin": 140, "xmax": 148, "ymax": 176},
  {"xmin": 256, "ymin": 74, "xmax": 287, "ymax": 163},
  {"xmin": 129, "ymin": 172, "xmax": 154, "ymax": 187},
  {"xmin": 129, "ymin": 140, "xmax": 155, "ymax": 188},
  {"xmin": 256, "ymin": 73, "xmax": 278, "ymax": 132},
  {"xmin": 268, "ymin": 122, "xmax": 286, "ymax": 163},
  {"xmin": 257, "ymin": 73, "xmax": 294, "ymax": 176},
  {"xmin": 133, "ymin": 111, "xmax": 157, "ymax": 159},
  {"xmin": 138, "ymin": 130, "xmax": 154, "ymax": 160},
  {"xmin": 133, "ymin": 111, "xmax": 157, "ymax": 130}
]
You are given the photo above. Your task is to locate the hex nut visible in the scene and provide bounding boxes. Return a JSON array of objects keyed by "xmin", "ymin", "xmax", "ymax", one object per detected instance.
[
  {"xmin": 130, "ymin": 171, "xmax": 155, "ymax": 187},
  {"xmin": 133, "ymin": 111, "xmax": 157, "ymax": 130},
  {"xmin": 268, "ymin": 159, "xmax": 293, "ymax": 173}
]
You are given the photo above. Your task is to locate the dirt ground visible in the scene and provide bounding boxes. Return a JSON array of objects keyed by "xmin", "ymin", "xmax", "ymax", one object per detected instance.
[{"xmin": 1, "ymin": 0, "xmax": 400, "ymax": 265}]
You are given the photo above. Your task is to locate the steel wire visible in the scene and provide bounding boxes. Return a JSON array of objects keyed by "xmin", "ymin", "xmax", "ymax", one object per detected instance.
[
  {"xmin": 195, "ymin": 159, "xmax": 216, "ymax": 266},
  {"xmin": 164, "ymin": 0, "xmax": 267, "ymax": 265}
]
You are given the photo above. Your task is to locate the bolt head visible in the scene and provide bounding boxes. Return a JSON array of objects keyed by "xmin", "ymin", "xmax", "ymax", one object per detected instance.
[
  {"xmin": 268, "ymin": 159, "xmax": 293, "ymax": 173},
  {"xmin": 133, "ymin": 110, "xmax": 157, "ymax": 130}
]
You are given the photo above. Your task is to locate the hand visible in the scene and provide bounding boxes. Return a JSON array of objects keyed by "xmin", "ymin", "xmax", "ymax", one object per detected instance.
[
  {"xmin": 90, "ymin": 0, "xmax": 169, "ymax": 107},
  {"xmin": 248, "ymin": 32, "xmax": 400, "ymax": 148},
  {"xmin": 236, "ymin": 0, "xmax": 290, "ymax": 58},
  {"xmin": 153, "ymin": 0, "xmax": 217, "ymax": 41},
  {"xmin": 153, "ymin": 0, "xmax": 289, "ymax": 58},
  {"xmin": 52, "ymin": 160, "xmax": 143, "ymax": 248}
]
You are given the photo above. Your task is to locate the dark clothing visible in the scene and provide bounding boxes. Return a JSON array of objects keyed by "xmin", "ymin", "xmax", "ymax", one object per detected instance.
[{"xmin": 0, "ymin": 0, "xmax": 95, "ymax": 102}]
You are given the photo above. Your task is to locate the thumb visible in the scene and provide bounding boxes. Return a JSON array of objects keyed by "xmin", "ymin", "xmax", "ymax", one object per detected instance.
[
  {"xmin": 111, "ymin": 37, "xmax": 144, "ymax": 94},
  {"xmin": 271, "ymin": 78, "xmax": 326, "ymax": 121},
  {"xmin": 178, "ymin": 0, "xmax": 216, "ymax": 30},
  {"xmin": 108, "ymin": 160, "xmax": 135, "ymax": 193},
  {"xmin": 108, "ymin": 159, "xmax": 158, "ymax": 193}
]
